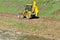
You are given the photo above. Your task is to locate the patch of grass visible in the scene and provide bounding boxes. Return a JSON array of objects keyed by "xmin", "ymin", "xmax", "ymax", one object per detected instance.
[
  {"xmin": 14, "ymin": 22, "xmax": 25, "ymax": 28},
  {"xmin": 29, "ymin": 26, "xmax": 40, "ymax": 31},
  {"xmin": 39, "ymin": 1, "xmax": 60, "ymax": 18},
  {"xmin": 0, "ymin": 19, "xmax": 40, "ymax": 30},
  {"xmin": 0, "ymin": 18, "xmax": 58, "ymax": 31},
  {"xmin": 0, "ymin": 18, "xmax": 48, "ymax": 31},
  {"xmin": 0, "ymin": 0, "xmax": 60, "ymax": 17},
  {"xmin": 0, "ymin": 0, "xmax": 18, "ymax": 13},
  {"xmin": 0, "ymin": 19, "xmax": 25, "ymax": 28}
]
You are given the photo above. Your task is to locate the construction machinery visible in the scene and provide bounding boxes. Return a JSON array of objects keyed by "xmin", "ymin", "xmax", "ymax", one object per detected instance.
[{"xmin": 19, "ymin": 0, "xmax": 39, "ymax": 19}]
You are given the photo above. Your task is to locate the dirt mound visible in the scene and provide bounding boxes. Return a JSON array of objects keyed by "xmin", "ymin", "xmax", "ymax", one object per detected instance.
[{"xmin": 53, "ymin": 9, "xmax": 60, "ymax": 15}]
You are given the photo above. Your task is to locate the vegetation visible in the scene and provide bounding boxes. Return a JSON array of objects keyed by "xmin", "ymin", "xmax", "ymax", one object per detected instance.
[
  {"xmin": 0, "ymin": 0, "xmax": 60, "ymax": 40},
  {"xmin": 0, "ymin": 0, "xmax": 60, "ymax": 18}
]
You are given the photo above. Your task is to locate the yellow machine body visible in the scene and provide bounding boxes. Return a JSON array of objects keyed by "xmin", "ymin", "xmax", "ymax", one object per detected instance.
[{"xmin": 23, "ymin": 0, "xmax": 39, "ymax": 18}]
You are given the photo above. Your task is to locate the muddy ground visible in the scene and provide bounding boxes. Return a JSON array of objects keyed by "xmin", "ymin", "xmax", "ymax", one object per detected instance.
[{"xmin": 0, "ymin": 12, "xmax": 60, "ymax": 40}]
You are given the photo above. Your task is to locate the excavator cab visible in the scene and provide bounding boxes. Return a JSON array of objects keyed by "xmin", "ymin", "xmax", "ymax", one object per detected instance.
[{"xmin": 25, "ymin": 4, "xmax": 32, "ymax": 11}]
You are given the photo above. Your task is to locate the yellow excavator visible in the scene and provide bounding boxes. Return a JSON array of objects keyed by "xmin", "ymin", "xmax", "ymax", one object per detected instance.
[{"xmin": 19, "ymin": 0, "xmax": 39, "ymax": 19}]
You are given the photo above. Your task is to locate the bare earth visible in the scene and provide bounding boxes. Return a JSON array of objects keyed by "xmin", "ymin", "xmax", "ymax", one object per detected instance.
[{"xmin": 0, "ymin": 12, "xmax": 60, "ymax": 40}]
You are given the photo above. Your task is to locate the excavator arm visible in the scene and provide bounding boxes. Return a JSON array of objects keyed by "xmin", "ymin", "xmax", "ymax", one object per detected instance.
[{"xmin": 32, "ymin": 0, "xmax": 39, "ymax": 16}]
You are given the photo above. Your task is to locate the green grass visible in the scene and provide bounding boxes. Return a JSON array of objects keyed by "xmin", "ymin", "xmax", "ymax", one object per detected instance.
[
  {"xmin": 0, "ymin": 0, "xmax": 60, "ymax": 17},
  {"xmin": 0, "ymin": 0, "xmax": 17, "ymax": 13},
  {"xmin": 0, "ymin": 0, "xmax": 60, "ymax": 30},
  {"xmin": 0, "ymin": 0, "xmax": 60, "ymax": 29},
  {"xmin": 0, "ymin": 19, "xmax": 25, "ymax": 28},
  {"xmin": 39, "ymin": 1, "xmax": 60, "ymax": 17},
  {"xmin": 0, "ymin": 1, "xmax": 60, "ymax": 40}
]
